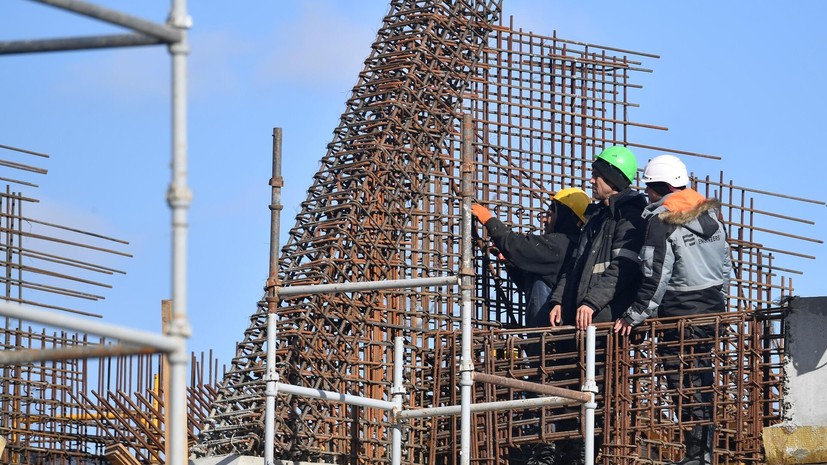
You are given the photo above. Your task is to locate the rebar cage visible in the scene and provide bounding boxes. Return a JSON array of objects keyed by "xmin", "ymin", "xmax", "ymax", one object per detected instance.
[
  {"xmin": 195, "ymin": 1, "xmax": 817, "ymax": 464},
  {"xmin": 2, "ymin": 0, "xmax": 822, "ymax": 464}
]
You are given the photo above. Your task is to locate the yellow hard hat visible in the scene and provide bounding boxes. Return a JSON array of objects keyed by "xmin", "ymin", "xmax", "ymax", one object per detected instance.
[{"xmin": 553, "ymin": 187, "xmax": 590, "ymax": 223}]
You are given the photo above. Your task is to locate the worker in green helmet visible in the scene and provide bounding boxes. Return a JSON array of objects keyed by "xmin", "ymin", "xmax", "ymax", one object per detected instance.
[
  {"xmin": 549, "ymin": 145, "xmax": 647, "ymax": 328},
  {"xmin": 546, "ymin": 145, "xmax": 648, "ymax": 464}
]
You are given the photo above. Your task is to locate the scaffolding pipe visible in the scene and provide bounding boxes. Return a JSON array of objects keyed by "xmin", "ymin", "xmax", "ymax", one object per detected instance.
[
  {"xmin": 0, "ymin": 34, "xmax": 164, "ymax": 55},
  {"xmin": 274, "ymin": 382, "xmax": 396, "ymax": 411},
  {"xmin": 583, "ymin": 326, "xmax": 598, "ymax": 465},
  {"xmin": 265, "ymin": 309, "xmax": 277, "ymax": 465},
  {"xmin": 32, "ymin": 0, "xmax": 182, "ymax": 43},
  {"xmin": 474, "ymin": 372, "xmax": 592, "ymax": 403},
  {"xmin": 399, "ymin": 396, "xmax": 576, "ymax": 419},
  {"xmin": 0, "ymin": 341, "xmax": 159, "ymax": 364},
  {"xmin": 275, "ymin": 275, "xmax": 459, "ymax": 297},
  {"xmin": 264, "ymin": 127, "xmax": 283, "ymax": 465},
  {"xmin": 165, "ymin": 1, "xmax": 192, "ymax": 464},
  {"xmin": 391, "ymin": 336, "xmax": 404, "ymax": 465},
  {"xmin": 0, "ymin": 301, "xmax": 177, "ymax": 353},
  {"xmin": 0, "ymin": 2, "xmax": 191, "ymax": 464},
  {"xmin": 459, "ymin": 113, "xmax": 474, "ymax": 465}
]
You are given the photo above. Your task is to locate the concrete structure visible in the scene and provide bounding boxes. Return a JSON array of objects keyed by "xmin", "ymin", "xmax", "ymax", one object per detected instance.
[
  {"xmin": 763, "ymin": 296, "xmax": 827, "ymax": 465},
  {"xmin": 784, "ymin": 296, "xmax": 827, "ymax": 425}
]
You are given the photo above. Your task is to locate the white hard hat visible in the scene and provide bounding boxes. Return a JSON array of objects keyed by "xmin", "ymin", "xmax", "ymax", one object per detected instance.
[{"xmin": 642, "ymin": 155, "xmax": 689, "ymax": 188}]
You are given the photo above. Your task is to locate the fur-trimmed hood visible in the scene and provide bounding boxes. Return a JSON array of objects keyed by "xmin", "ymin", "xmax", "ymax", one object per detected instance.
[{"xmin": 644, "ymin": 188, "xmax": 723, "ymax": 238}]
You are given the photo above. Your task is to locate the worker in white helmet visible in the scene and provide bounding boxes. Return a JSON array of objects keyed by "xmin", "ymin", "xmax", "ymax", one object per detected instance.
[{"xmin": 614, "ymin": 154, "xmax": 732, "ymax": 465}]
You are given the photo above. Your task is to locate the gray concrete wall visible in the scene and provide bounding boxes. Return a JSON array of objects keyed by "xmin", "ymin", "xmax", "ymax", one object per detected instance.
[{"xmin": 785, "ymin": 296, "xmax": 827, "ymax": 426}]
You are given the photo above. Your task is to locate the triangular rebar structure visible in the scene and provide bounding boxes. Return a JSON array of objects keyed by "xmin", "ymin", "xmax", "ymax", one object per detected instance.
[
  {"xmin": 195, "ymin": 1, "xmax": 502, "ymax": 461},
  {"xmin": 194, "ymin": 1, "xmax": 823, "ymax": 464}
]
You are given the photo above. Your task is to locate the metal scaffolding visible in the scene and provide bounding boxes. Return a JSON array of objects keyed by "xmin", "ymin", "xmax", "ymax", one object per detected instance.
[
  {"xmin": 0, "ymin": 310, "xmax": 221, "ymax": 465},
  {"xmin": 1, "ymin": 1, "xmax": 824, "ymax": 464},
  {"xmin": 1, "ymin": 1, "xmax": 195, "ymax": 464}
]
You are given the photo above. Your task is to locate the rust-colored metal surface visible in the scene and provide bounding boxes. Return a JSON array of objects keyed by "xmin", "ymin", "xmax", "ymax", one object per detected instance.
[
  {"xmin": 193, "ymin": 1, "xmax": 820, "ymax": 465},
  {"xmin": 0, "ymin": 325, "xmax": 221, "ymax": 465},
  {"xmin": 428, "ymin": 308, "xmax": 786, "ymax": 464},
  {"xmin": 195, "ymin": 0, "xmax": 504, "ymax": 461},
  {"xmin": 0, "ymin": 147, "xmax": 222, "ymax": 464},
  {"xmin": 2, "ymin": 1, "xmax": 824, "ymax": 464}
]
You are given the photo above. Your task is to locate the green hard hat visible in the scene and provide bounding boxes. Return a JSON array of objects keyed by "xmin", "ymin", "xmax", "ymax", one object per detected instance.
[{"xmin": 595, "ymin": 146, "xmax": 638, "ymax": 183}]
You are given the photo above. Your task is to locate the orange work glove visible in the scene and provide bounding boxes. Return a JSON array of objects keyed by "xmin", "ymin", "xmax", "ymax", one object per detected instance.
[{"xmin": 471, "ymin": 203, "xmax": 494, "ymax": 225}]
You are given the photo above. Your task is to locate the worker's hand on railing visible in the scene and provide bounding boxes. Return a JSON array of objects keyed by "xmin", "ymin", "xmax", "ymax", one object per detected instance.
[
  {"xmin": 549, "ymin": 304, "xmax": 562, "ymax": 326},
  {"xmin": 613, "ymin": 318, "xmax": 633, "ymax": 336},
  {"xmin": 471, "ymin": 203, "xmax": 493, "ymax": 225},
  {"xmin": 575, "ymin": 304, "xmax": 594, "ymax": 329}
]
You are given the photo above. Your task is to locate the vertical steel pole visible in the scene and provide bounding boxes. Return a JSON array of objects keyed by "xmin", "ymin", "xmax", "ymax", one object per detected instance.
[
  {"xmin": 459, "ymin": 113, "xmax": 475, "ymax": 465},
  {"xmin": 391, "ymin": 336, "xmax": 404, "ymax": 465},
  {"xmin": 583, "ymin": 326, "xmax": 598, "ymax": 465},
  {"xmin": 166, "ymin": 1, "xmax": 192, "ymax": 465},
  {"xmin": 265, "ymin": 128, "xmax": 284, "ymax": 465}
]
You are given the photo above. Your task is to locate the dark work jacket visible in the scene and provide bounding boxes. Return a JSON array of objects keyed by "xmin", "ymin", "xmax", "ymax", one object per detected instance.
[
  {"xmin": 485, "ymin": 218, "xmax": 578, "ymax": 328},
  {"xmin": 550, "ymin": 187, "xmax": 647, "ymax": 324}
]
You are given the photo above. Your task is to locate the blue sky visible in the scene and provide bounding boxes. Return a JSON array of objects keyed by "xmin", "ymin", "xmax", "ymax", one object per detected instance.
[{"xmin": 2, "ymin": 1, "xmax": 825, "ymax": 366}]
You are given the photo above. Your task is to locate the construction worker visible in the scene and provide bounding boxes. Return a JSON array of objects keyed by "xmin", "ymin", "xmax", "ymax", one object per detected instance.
[
  {"xmin": 613, "ymin": 154, "xmax": 731, "ymax": 465},
  {"xmin": 470, "ymin": 187, "xmax": 590, "ymax": 328},
  {"xmin": 471, "ymin": 187, "xmax": 590, "ymax": 465},
  {"xmin": 543, "ymin": 145, "xmax": 647, "ymax": 464},
  {"xmin": 548, "ymin": 145, "xmax": 647, "ymax": 329}
]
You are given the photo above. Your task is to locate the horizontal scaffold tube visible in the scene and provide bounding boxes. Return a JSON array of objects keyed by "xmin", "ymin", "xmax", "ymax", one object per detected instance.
[
  {"xmin": 0, "ymin": 343, "xmax": 157, "ymax": 364},
  {"xmin": 275, "ymin": 382, "xmax": 396, "ymax": 412},
  {"xmin": 474, "ymin": 372, "xmax": 592, "ymax": 403},
  {"xmin": 276, "ymin": 275, "xmax": 459, "ymax": 298},
  {"xmin": 399, "ymin": 396, "xmax": 573, "ymax": 419}
]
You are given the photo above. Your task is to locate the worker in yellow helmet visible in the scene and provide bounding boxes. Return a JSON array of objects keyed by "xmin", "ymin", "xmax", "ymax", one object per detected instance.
[
  {"xmin": 471, "ymin": 187, "xmax": 590, "ymax": 329},
  {"xmin": 472, "ymin": 187, "xmax": 591, "ymax": 463}
]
